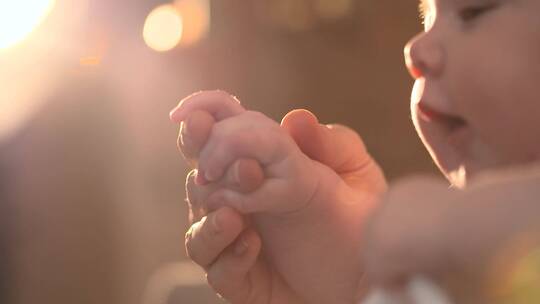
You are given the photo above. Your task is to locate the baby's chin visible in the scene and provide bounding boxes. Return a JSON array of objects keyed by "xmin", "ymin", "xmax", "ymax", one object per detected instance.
[
  {"xmin": 436, "ymin": 162, "xmax": 475, "ymax": 189},
  {"xmin": 415, "ymin": 116, "xmax": 534, "ymax": 188},
  {"xmin": 435, "ymin": 148, "xmax": 533, "ymax": 189},
  {"xmin": 442, "ymin": 165, "xmax": 475, "ymax": 189},
  {"xmin": 429, "ymin": 139, "xmax": 504, "ymax": 189}
]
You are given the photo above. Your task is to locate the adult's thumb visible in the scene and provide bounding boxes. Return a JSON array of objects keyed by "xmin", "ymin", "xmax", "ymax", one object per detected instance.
[{"xmin": 281, "ymin": 109, "xmax": 370, "ymax": 174}]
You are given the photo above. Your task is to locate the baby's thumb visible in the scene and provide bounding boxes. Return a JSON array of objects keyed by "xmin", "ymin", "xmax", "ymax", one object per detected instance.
[{"xmin": 281, "ymin": 109, "xmax": 370, "ymax": 173}]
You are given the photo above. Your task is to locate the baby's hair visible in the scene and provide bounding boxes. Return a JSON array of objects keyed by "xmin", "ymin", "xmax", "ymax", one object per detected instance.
[{"xmin": 418, "ymin": 0, "xmax": 430, "ymax": 24}]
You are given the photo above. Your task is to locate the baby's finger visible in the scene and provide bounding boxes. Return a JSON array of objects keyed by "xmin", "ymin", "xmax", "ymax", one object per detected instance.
[
  {"xmin": 170, "ymin": 90, "xmax": 245, "ymax": 123},
  {"xmin": 178, "ymin": 110, "xmax": 216, "ymax": 162},
  {"xmin": 186, "ymin": 169, "xmax": 209, "ymax": 223},
  {"xmin": 205, "ymin": 176, "xmax": 315, "ymax": 214},
  {"xmin": 198, "ymin": 111, "xmax": 291, "ymax": 183},
  {"xmin": 206, "ymin": 228, "xmax": 262, "ymax": 303},
  {"xmin": 200, "ymin": 131, "xmax": 268, "ymax": 183},
  {"xmin": 185, "ymin": 207, "xmax": 246, "ymax": 269},
  {"xmin": 185, "ymin": 160, "xmax": 263, "ymax": 226}
]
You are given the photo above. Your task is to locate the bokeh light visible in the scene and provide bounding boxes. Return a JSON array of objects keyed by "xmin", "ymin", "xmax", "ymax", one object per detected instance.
[
  {"xmin": 174, "ymin": 0, "xmax": 211, "ymax": 47},
  {"xmin": 0, "ymin": 0, "xmax": 56, "ymax": 49},
  {"xmin": 143, "ymin": 4, "xmax": 184, "ymax": 52}
]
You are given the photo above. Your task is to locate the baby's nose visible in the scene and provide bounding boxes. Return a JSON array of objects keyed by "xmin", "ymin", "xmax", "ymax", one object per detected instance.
[{"xmin": 404, "ymin": 32, "xmax": 445, "ymax": 79}]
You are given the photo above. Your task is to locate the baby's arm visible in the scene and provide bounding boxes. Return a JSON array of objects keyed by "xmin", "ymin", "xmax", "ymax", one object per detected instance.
[
  {"xmin": 172, "ymin": 91, "xmax": 387, "ymax": 304},
  {"xmin": 361, "ymin": 166, "xmax": 540, "ymax": 303}
]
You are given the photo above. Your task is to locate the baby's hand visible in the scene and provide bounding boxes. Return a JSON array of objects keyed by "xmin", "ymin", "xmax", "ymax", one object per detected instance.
[
  {"xmin": 172, "ymin": 92, "xmax": 325, "ymax": 215},
  {"xmin": 172, "ymin": 91, "xmax": 312, "ymax": 303}
]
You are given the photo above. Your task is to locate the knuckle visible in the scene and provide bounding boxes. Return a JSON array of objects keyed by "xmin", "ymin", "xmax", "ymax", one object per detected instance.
[{"xmin": 184, "ymin": 220, "xmax": 211, "ymax": 264}]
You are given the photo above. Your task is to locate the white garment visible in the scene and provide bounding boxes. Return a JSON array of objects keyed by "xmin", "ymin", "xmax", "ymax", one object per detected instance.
[{"xmin": 361, "ymin": 277, "xmax": 454, "ymax": 304}]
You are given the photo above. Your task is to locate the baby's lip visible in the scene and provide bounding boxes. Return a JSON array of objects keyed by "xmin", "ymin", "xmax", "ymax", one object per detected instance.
[
  {"xmin": 417, "ymin": 102, "xmax": 466, "ymax": 128},
  {"xmin": 417, "ymin": 101, "xmax": 471, "ymax": 152}
]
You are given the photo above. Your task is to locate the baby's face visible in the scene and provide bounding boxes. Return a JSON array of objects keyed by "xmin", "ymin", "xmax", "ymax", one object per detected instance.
[{"xmin": 405, "ymin": 0, "xmax": 540, "ymax": 187}]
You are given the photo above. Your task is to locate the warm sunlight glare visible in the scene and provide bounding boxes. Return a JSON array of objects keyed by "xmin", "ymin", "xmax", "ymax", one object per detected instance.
[
  {"xmin": 175, "ymin": 0, "xmax": 210, "ymax": 46},
  {"xmin": 143, "ymin": 5, "xmax": 183, "ymax": 52},
  {"xmin": 0, "ymin": 0, "xmax": 56, "ymax": 49}
]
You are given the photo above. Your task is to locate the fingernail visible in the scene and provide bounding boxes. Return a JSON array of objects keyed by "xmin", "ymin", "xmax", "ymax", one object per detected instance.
[
  {"xmin": 234, "ymin": 236, "xmax": 249, "ymax": 255},
  {"xmin": 211, "ymin": 212, "xmax": 222, "ymax": 234}
]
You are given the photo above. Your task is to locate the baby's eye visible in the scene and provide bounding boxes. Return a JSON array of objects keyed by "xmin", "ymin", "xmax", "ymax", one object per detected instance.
[{"xmin": 459, "ymin": 2, "xmax": 498, "ymax": 22}]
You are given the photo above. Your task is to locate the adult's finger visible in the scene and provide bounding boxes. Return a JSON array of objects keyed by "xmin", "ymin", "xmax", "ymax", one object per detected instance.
[
  {"xmin": 186, "ymin": 169, "xmax": 208, "ymax": 224},
  {"xmin": 205, "ymin": 228, "xmax": 263, "ymax": 303},
  {"xmin": 185, "ymin": 207, "xmax": 246, "ymax": 269},
  {"xmin": 204, "ymin": 171, "xmax": 319, "ymax": 215},
  {"xmin": 281, "ymin": 109, "xmax": 370, "ymax": 173},
  {"xmin": 281, "ymin": 109, "xmax": 387, "ymax": 193},
  {"xmin": 222, "ymin": 158, "xmax": 265, "ymax": 193},
  {"xmin": 170, "ymin": 90, "xmax": 245, "ymax": 123},
  {"xmin": 178, "ymin": 110, "xmax": 216, "ymax": 162}
]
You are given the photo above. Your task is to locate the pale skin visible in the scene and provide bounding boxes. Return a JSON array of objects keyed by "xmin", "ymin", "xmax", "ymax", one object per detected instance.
[
  {"xmin": 171, "ymin": 0, "xmax": 540, "ymax": 302},
  {"xmin": 171, "ymin": 90, "xmax": 386, "ymax": 304},
  {"xmin": 362, "ymin": 167, "xmax": 540, "ymax": 303}
]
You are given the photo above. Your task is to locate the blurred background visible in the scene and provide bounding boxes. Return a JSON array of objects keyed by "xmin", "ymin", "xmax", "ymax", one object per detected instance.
[{"xmin": 0, "ymin": 0, "xmax": 438, "ymax": 303}]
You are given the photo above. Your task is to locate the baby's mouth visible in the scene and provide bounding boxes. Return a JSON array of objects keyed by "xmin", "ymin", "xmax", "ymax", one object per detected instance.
[{"xmin": 417, "ymin": 102, "xmax": 469, "ymax": 147}]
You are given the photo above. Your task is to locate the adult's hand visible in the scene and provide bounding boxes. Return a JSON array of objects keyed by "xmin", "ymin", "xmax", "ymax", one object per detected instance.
[{"xmin": 172, "ymin": 92, "xmax": 388, "ymax": 303}]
